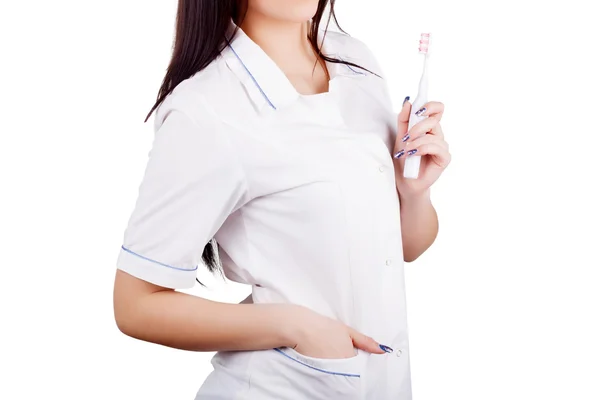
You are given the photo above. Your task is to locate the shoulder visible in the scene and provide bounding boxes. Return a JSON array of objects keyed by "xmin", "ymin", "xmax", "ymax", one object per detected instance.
[
  {"xmin": 153, "ymin": 62, "xmax": 218, "ymax": 130},
  {"xmin": 323, "ymin": 30, "xmax": 384, "ymax": 77},
  {"xmin": 153, "ymin": 58, "xmax": 240, "ymax": 132},
  {"xmin": 147, "ymin": 61, "xmax": 245, "ymax": 168}
]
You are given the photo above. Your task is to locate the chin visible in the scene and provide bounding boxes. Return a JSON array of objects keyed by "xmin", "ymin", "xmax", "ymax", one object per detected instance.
[{"xmin": 250, "ymin": 0, "xmax": 321, "ymax": 23}]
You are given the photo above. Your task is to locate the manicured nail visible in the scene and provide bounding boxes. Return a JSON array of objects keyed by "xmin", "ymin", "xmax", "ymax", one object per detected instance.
[
  {"xmin": 394, "ymin": 149, "xmax": 405, "ymax": 158},
  {"xmin": 379, "ymin": 344, "xmax": 393, "ymax": 353},
  {"xmin": 415, "ymin": 107, "xmax": 426, "ymax": 116},
  {"xmin": 403, "ymin": 96, "xmax": 410, "ymax": 105},
  {"xmin": 401, "ymin": 134, "xmax": 410, "ymax": 142},
  {"xmin": 407, "ymin": 149, "xmax": 418, "ymax": 156}
]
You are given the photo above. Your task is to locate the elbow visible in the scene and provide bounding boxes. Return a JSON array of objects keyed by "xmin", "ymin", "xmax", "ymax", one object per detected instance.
[
  {"xmin": 403, "ymin": 247, "xmax": 425, "ymax": 263},
  {"xmin": 112, "ymin": 269, "xmax": 146, "ymax": 339},
  {"xmin": 114, "ymin": 310, "xmax": 131, "ymax": 337},
  {"xmin": 403, "ymin": 237, "xmax": 437, "ymax": 263},
  {"xmin": 403, "ymin": 253, "xmax": 420, "ymax": 263},
  {"xmin": 112, "ymin": 269, "xmax": 173, "ymax": 340},
  {"xmin": 113, "ymin": 296, "xmax": 137, "ymax": 338}
]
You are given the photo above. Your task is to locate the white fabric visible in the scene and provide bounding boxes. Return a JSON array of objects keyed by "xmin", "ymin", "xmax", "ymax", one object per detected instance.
[{"xmin": 116, "ymin": 21, "xmax": 412, "ymax": 400}]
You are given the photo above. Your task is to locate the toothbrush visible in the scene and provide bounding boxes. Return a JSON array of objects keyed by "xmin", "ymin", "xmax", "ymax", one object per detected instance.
[{"xmin": 403, "ymin": 33, "xmax": 431, "ymax": 179}]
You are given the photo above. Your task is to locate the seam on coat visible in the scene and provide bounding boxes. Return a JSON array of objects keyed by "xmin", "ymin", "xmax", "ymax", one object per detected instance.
[
  {"xmin": 120, "ymin": 246, "xmax": 198, "ymax": 272},
  {"xmin": 273, "ymin": 348, "xmax": 361, "ymax": 378},
  {"xmin": 227, "ymin": 44, "xmax": 277, "ymax": 110}
]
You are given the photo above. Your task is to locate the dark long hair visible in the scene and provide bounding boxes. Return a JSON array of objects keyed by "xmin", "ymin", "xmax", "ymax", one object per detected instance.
[{"xmin": 146, "ymin": 0, "xmax": 370, "ymax": 279}]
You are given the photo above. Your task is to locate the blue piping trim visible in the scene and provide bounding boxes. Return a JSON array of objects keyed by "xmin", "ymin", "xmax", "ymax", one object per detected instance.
[
  {"xmin": 273, "ymin": 348, "xmax": 361, "ymax": 378},
  {"xmin": 227, "ymin": 44, "xmax": 277, "ymax": 110},
  {"xmin": 121, "ymin": 245, "xmax": 198, "ymax": 272},
  {"xmin": 344, "ymin": 63, "xmax": 366, "ymax": 75}
]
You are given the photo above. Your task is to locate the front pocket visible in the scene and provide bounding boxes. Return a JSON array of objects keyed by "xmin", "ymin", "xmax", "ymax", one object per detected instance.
[
  {"xmin": 276, "ymin": 347, "xmax": 363, "ymax": 377},
  {"xmin": 243, "ymin": 347, "xmax": 366, "ymax": 400}
]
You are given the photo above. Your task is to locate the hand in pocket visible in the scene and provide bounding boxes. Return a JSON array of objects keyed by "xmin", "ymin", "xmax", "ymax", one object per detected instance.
[{"xmin": 290, "ymin": 306, "xmax": 389, "ymax": 359}]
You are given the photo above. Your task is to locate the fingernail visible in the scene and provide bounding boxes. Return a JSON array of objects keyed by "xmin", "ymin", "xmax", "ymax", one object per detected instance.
[
  {"xmin": 415, "ymin": 107, "xmax": 426, "ymax": 116},
  {"xmin": 401, "ymin": 134, "xmax": 410, "ymax": 142},
  {"xmin": 379, "ymin": 344, "xmax": 393, "ymax": 353},
  {"xmin": 407, "ymin": 149, "xmax": 418, "ymax": 156},
  {"xmin": 403, "ymin": 96, "xmax": 410, "ymax": 105},
  {"xmin": 394, "ymin": 149, "xmax": 405, "ymax": 158}
]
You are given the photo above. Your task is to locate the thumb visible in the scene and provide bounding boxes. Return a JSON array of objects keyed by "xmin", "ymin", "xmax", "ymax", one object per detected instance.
[
  {"xmin": 349, "ymin": 328, "xmax": 388, "ymax": 354},
  {"xmin": 397, "ymin": 97, "xmax": 412, "ymax": 135}
]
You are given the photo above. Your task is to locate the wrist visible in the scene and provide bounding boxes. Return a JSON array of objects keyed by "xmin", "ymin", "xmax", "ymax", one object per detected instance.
[
  {"xmin": 271, "ymin": 304, "xmax": 309, "ymax": 348},
  {"xmin": 398, "ymin": 187, "xmax": 431, "ymax": 205}
]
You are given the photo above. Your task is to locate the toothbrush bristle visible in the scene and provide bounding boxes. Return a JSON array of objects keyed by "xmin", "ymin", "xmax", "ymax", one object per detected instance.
[{"xmin": 419, "ymin": 33, "xmax": 430, "ymax": 54}]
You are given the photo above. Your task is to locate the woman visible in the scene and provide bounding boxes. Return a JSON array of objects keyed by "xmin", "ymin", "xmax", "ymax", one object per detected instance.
[{"xmin": 113, "ymin": 0, "xmax": 450, "ymax": 399}]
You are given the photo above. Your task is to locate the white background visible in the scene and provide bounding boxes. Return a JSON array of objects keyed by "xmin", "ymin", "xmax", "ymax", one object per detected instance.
[{"xmin": 1, "ymin": 0, "xmax": 599, "ymax": 399}]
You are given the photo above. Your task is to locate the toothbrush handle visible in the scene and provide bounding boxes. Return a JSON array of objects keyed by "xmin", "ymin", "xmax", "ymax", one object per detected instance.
[
  {"xmin": 403, "ymin": 94, "xmax": 428, "ymax": 179},
  {"xmin": 402, "ymin": 114, "xmax": 426, "ymax": 179},
  {"xmin": 403, "ymin": 52, "xmax": 430, "ymax": 179}
]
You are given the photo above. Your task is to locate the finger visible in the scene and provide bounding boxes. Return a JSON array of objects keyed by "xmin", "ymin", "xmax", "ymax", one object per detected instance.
[
  {"xmin": 429, "ymin": 122, "xmax": 444, "ymax": 139},
  {"xmin": 349, "ymin": 328, "xmax": 388, "ymax": 354},
  {"xmin": 403, "ymin": 117, "xmax": 439, "ymax": 142},
  {"xmin": 404, "ymin": 142, "xmax": 452, "ymax": 168},
  {"xmin": 394, "ymin": 134, "xmax": 446, "ymax": 159},
  {"xmin": 413, "ymin": 101, "xmax": 445, "ymax": 120},
  {"xmin": 406, "ymin": 133, "xmax": 448, "ymax": 151},
  {"xmin": 397, "ymin": 98, "xmax": 412, "ymax": 135}
]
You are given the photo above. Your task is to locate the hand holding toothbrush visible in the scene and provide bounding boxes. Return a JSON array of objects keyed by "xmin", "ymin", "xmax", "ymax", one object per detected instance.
[
  {"xmin": 391, "ymin": 32, "xmax": 450, "ymax": 197},
  {"xmin": 393, "ymin": 99, "xmax": 451, "ymax": 197}
]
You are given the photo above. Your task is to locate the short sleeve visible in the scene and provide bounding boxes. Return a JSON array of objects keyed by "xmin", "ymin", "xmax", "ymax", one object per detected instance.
[{"xmin": 115, "ymin": 104, "xmax": 250, "ymax": 289}]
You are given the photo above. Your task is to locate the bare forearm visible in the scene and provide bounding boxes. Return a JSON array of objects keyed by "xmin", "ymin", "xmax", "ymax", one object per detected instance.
[
  {"xmin": 399, "ymin": 189, "xmax": 439, "ymax": 262},
  {"xmin": 116, "ymin": 289, "xmax": 297, "ymax": 352}
]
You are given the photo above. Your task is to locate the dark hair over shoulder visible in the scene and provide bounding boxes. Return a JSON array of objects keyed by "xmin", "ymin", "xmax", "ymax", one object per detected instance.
[{"xmin": 146, "ymin": 0, "xmax": 369, "ymax": 278}]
